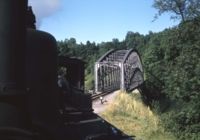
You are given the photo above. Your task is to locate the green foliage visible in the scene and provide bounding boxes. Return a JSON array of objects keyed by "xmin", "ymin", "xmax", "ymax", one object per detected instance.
[
  {"xmin": 57, "ymin": 15, "xmax": 200, "ymax": 139},
  {"xmin": 85, "ymin": 73, "xmax": 94, "ymax": 90},
  {"xmin": 125, "ymin": 31, "xmax": 145, "ymax": 50},
  {"xmin": 141, "ymin": 19, "xmax": 200, "ymax": 139},
  {"xmin": 153, "ymin": 0, "xmax": 200, "ymax": 22},
  {"xmin": 160, "ymin": 100, "xmax": 200, "ymax": 140}
]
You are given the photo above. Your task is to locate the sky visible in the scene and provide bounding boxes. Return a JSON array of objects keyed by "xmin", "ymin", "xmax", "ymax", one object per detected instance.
[{"xmin": 29, "ymin": 0, "xmax": 179, "ymax": 44}]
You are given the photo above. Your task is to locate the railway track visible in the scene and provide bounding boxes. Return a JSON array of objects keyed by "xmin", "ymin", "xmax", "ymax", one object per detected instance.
[
  {"xmin": 91, "ymin": 92, "xmax": 109, "ymax": 100},
  {"xmin": 91, "ymin": 89, "xmax": 117, "ymax": 100}
]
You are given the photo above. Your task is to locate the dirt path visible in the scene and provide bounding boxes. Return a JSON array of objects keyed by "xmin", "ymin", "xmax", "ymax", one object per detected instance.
[{"xmin": 92, "ymin": 90, "xmax": 119, "ymax": 114}]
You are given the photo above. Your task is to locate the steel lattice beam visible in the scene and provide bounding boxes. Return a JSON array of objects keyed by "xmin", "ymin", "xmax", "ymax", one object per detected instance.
[{"xmin": 95, "ymin": 49, "xmax": 144, "ymax": 93}]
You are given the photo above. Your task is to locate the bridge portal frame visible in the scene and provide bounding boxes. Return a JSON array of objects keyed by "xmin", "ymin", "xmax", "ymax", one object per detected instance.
[{"xmin": 94, "ymin": 49, "xmax": 143, "ymax": 93}]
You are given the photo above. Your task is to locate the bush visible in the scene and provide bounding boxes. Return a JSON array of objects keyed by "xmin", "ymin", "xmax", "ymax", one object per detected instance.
[{"xmin": 140, "ymin": 19, "xmax": 200, "ymax": 139}]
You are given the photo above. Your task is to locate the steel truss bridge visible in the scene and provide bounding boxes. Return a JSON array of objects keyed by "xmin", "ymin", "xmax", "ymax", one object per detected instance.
[{"xmin": 95, "ymin": 49, "xmax": 144, "ymax": 93}]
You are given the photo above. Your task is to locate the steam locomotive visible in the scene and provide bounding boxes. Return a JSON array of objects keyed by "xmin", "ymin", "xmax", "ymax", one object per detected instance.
[{"xmin": 0, "ymin": 0, "xmax": 132, "ymax": 140}]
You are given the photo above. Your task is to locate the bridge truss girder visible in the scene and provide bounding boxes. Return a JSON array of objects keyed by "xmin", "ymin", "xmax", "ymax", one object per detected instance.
[
  {"xmin": 95, "ymin": 62, "xmax": 121, "ymax": 93},
  {"xmin": 123, "ymin": 51, "xmax": 144, "ymax": 91},
  {"xmin": 95, "ymin": 49, "xmax": 144, "ymax": 93}
]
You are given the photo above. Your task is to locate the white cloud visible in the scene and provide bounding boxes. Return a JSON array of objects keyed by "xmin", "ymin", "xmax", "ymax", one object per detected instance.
[{"xmin": 29, "ymin": 0, "xmax": 61, "ymax": 27}]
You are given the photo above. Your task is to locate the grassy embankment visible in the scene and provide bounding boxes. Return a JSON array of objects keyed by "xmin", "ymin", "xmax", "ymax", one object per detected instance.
[{"xmin": 100, "ymin": 90, "xmax": 176, "ymax": 140}]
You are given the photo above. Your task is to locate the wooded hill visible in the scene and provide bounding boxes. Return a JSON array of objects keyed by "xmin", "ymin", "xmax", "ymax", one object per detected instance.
[
  {"xmin": 57, "ymin": 17, "xmax": 200, "ymax": 139},
  {"xmin": 57, "ymin": 0, "xmax": 200, "ymax": 138}
]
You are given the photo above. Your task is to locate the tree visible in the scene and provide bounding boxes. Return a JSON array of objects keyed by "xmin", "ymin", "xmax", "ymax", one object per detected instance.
[
  {"xmin": 68, "ymin": 38, "xmax": 77, "ymax": 48},
  {"xmin": 153, "ymin": 0, "xmax": 200, "ymax": 22},
  {"xmin": 125, "ymin": 31, "xmax": 145, "ymax": 50}
]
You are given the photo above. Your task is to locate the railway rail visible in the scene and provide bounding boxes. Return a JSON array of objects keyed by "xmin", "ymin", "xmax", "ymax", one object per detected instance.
[{"xmin": 91, "ymin": 89, "xmax": 116, "ymax": 100}]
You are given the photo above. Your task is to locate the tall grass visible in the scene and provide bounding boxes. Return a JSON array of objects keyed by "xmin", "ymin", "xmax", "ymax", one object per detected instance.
[{"xmin": 101, "ymin": 90, "xmax": 176, "ymax": 140}]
